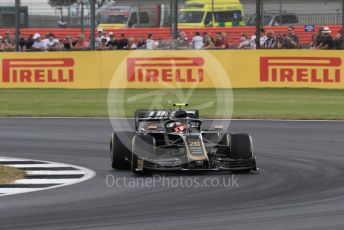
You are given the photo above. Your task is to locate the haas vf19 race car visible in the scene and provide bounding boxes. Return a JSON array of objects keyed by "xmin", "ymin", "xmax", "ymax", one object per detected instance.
[{"xmin": 110, "ymin": 104, "xmax": 257, "ymax": 174}]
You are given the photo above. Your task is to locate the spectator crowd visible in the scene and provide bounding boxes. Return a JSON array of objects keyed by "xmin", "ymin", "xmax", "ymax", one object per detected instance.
[
  {"xmin": 0, "ymin": 26, "xmax": 343, "ymax": 51},
  {"xmin": 237, "ymin": 26, "xmax": 343, "ymax": 50}
]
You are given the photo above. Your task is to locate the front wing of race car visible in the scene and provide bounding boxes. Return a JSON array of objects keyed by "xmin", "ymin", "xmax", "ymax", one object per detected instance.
[
  {"xmin": 133, "ymin": 152, "xmax": 257, "ymax": 173},
  {"xmin": 131, "ymin": 133, "xmax": 257, "ymax": 173},
  {"xmin": 134, "ymin": 157, "xmax": 257, "ymax": 172}
]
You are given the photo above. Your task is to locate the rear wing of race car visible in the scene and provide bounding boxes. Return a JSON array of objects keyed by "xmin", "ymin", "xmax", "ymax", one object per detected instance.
[{"xmin": 134, "ymin": 109, "xmax": 199, "ymax": 130}]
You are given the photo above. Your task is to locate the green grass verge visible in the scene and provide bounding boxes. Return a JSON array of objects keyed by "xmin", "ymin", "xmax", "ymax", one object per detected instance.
[
  {"xmin": 0, "ymin": 166, "xmax": 26, "ymax": 184},
  {"xmin": 0, "ymin": 88, "xmax": 343, "ymax": 119}
]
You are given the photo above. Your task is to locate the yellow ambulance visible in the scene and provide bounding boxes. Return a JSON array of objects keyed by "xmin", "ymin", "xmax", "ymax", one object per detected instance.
[{"xmin": 178, "ymin": 0, "xmax": 245, "ymax": 28}]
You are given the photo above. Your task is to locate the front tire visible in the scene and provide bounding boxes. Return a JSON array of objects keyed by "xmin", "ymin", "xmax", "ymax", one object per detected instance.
[{"xmin": 110, "ymin": 131, "xmax": 135, "ymax": 170}]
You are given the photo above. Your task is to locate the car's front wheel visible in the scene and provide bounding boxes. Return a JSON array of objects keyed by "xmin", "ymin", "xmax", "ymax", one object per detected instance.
[{"xmin": 110, "ymin": 131, "xmax": 135, "ymax": 170}]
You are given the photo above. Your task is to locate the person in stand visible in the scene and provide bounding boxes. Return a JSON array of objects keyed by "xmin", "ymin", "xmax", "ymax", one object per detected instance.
[
  {"xmin": 3, "ymin": 31, "xmax": 15, "ymax": 51},
  {"xmin": 275, "ymin": 33, "xmax": 284, "ymax": 49},
  {"xmin": 203, "ymin": 32, "xmax": 214, "ymax": 49},
  {"xmin": 237, "ymin": 34, "xmax": 251, "ymax": 49},
  {"xmin": 177, "ymin": 31, "xmax": 189, "ymax": 49},
  {"xmin": 156, "ymin": 37, "xmax": 168, "ymax": 49},
  {"xmin": 282, "ymin": 26, "xmax": 299, "ymax": 49},
  {"xmin": 0, "ymin": 36, "xmax": 6, "ymax": 51},
  {"xmin": 191, "ymin": 32, "xmax": 203, "ymax": 50},
  {"xmin": 118, "ymin": 33, "xmax": 128, "ymax": 49},
  {"xmin": 73, "ymin": 34, "xmax": 89, "ymax": 50},
  {"xmin": 137, "ymin": 36, "xmax": 146, "ymax": 49},
  {"xmin": 62, "ymin": 35, "xmax": 73, "ymax": 50},
  {"xmin": 250, "ymin": 28, "xmax": 267, "ymax": 49},
  {"xmin": 57, "ymin": 18, "xmax": 67, "ymax": 28},
  {"xmin": 26, "ymin": 34, "xmax": 34, "ymax": 50},
  {"xmin": 214, "ymin": 32, "xmax": 226, "ymax": 49},
  {"xmin": 31, "ymin": 33, "xmax": 47, "ymax": 51},
  {"xmin": 309, "ymin": 34, "xmax": 318, "ymax": 49},
  {"xmin": 146, "ymin": 34, "xmax": 157, "ymax": 50},
  {"xmin": 107, "ymin": 32, "xmax": 118, "ymax": 50},
  {"xmin": 95, "ymin": 28, "xmax": 103, "ymax": 48},
  {"xmin": 316, "ymin": 27, "xmax": 333, "ymax": 49},
  {"xmin": 333, "ymin": 29, "xmax": 343, "ymax": 50},
  {"xmin": 16, "ymin": 32, "xmax": 26, "ymax": 51},
  {"xmin": 264, "ymin": 30, "xmax": 277, "ymax": 49},
  {"xmin": 221, "ymin": 32, "xmax": 229, "ymax": 49},
  {"xmin": 46, "ymin": 33, "xmax": 61, "ymax": 51},
  {"xmin": 97, "ymin": 37, "xmax": 109, "ymax": 50},
  {"xmin": 126, "ymin": 37, "xmax": 137, "ymax": 50}
]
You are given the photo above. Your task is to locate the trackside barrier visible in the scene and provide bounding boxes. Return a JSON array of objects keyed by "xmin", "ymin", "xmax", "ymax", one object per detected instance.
[{"xmin": 0, "ymin": 50, "xmax": 343, "ymax": 89}]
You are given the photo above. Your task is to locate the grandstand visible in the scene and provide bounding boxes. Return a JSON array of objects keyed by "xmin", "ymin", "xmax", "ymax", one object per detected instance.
[{"xmin": 1, "ymin": 25, "xmax": 342, "ymax": 47}]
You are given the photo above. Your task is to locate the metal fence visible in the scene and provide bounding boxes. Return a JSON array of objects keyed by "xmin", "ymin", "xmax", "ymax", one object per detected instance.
[
  {"xmin": 0, "ymin": 0, "xmax": 174, "ymax": 28},
  {"xmin": 1, "ymin": 0, "xmax": 344, "ymax": 50},
  {"xmin": 1, "ymin": 0, "xmax": 344, "ymax": 28}
]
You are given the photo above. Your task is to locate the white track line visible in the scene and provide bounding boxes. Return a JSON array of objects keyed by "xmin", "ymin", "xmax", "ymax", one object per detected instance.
[
  {"xmin": 0, "ymin": 157, "xmax": 95, "ymax": 197},
  {"xmin": 4, "ymin": 164, "xmax": 72, "ymax": 168},
  {"xmin": 0, "ymin": 188, "xmax": 42, "ymax": 194},
  {"xmin": 14, "ymin": 179, "xmax": 80, "ymax": 184},
  {"xmin": 25, "ymin": 170, "xmax": 85, "ymax": 175}
]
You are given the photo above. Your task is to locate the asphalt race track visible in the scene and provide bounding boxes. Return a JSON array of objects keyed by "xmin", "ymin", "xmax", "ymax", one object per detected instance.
[{"xmin": 0, "ymin": 118, "xmax": 344, "ymax": 230}]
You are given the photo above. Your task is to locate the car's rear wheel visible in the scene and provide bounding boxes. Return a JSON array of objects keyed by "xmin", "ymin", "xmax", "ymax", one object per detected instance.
[
  {"xmin": 110, "ymin": 131, "xmax": 135, "ymax": 170},
  {"xmin": 230, "ymin": 133, "xmax": 253, "ymax": 159},
  {"xmin": 230, "ymin": 133, "xmax": 255, "ymax": 173}
]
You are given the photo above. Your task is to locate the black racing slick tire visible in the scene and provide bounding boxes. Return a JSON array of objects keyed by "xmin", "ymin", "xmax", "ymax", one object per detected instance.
[
  {"xmin": 110, "ymin": 131, "xmax": 135, "ymax": 170},
  {"xmin": 230, "ymin": 133, "xmax": 253, "ymax": 159}
]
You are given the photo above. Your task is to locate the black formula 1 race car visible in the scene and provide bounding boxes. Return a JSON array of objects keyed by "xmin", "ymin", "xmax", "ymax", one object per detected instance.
[{"xmin": 110, "ymin": 104, "xmax": 257, "ymax": 175}]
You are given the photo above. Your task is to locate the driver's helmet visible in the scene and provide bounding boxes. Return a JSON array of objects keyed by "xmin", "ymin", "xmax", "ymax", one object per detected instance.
[
  {"xmin": 173, "ymin": 122, "xmax": 187, "ymax": 133},
  {"xmin": 174, "ymin": 109, "xmax": 187, "ymax": 119}
]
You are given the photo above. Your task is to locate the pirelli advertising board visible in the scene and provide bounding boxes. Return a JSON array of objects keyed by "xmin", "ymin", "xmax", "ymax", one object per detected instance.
[{"xmin": 0, "ymin": 50, "xmax": 343, "ymax": 89}]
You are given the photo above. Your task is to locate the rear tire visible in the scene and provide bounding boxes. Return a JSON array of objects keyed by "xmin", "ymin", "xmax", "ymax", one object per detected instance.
[
  {"xmin": 110, "ymin": 131, "xmax": 135, "ymax": 170},
  {"xmin": 230, "ymin": 133, "xmax": 253, "ymax": 159},
  {"xmin": 230, "ymin": 133, "xmax": 254, "ymax": 173}
]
